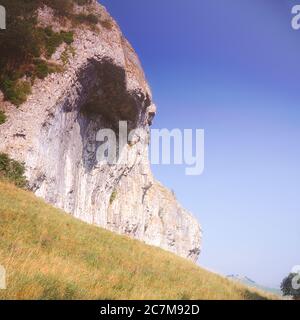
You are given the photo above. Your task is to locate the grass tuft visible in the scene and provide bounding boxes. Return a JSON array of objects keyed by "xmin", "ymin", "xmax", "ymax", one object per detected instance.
[{"xmin": 109, "ymin": 189, "xmax": 117, "ymax": 205}]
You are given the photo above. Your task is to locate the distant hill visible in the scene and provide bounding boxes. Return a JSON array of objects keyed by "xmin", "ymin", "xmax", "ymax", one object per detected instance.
[
  {"xmin": 0, "ymin": 180, "xmax": 277, "ymax": 300},
  {"xmin": 227, "ymin": 274, "xmax": 282, "ymax": 296}
]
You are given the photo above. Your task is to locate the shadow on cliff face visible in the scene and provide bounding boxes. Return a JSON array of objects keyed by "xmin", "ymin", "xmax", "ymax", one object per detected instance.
[
  {"xmin": 66, "ymin": 57, "xmax": 151, "ymax": 171},
  {"xmin": 78, "ymin": 57, "xmax": 151, "ymax": 132}
]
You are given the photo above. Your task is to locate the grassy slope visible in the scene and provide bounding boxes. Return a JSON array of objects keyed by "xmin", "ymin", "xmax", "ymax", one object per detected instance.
[{"xmin": 0, "ymin": 181, "xmax": 276, "ymax": 300}]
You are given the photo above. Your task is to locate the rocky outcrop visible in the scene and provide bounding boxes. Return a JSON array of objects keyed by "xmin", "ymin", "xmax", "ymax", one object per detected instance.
[{"xmin": 0, "ymin": 1, "xmax": 201, "ymax": 261}]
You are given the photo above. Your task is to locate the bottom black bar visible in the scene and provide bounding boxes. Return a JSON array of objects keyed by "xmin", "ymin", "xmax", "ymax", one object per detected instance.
[{"xmin": 0, "ymin": 300, "xmax": 298, "ymax": 319}]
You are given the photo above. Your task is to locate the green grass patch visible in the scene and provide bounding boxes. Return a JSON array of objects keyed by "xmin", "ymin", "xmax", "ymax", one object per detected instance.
[
  {"xmin": 41, "ymin": 28, "xmax": 74, "ymax": 58},
  {"xmin": 0, "ymin": 180, "xmax": 277, "ymax": 300}
]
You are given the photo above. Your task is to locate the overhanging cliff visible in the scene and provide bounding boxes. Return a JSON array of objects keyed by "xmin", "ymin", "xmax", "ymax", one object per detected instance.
[{"xmin": 0, "ymin": 0, "xmax": 202, "ymax": 261}]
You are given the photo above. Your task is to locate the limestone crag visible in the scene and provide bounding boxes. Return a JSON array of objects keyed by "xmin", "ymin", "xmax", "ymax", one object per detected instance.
[{"xmin": 0, "ymin": 1, "xmax": 202, "ymax": 261}]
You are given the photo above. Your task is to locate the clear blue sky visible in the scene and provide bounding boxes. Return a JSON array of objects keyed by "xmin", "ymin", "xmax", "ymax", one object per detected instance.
[{"xmin": 100, "ymin": 0, "xmax": 300, "ymax": 288}]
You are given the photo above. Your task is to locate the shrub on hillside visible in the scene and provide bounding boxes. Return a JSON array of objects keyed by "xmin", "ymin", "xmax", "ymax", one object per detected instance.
[
  {"xmin": 1, "ymin": 79, "xmax": 32, "ymax": 107},
  {"xmin": 34, "ymin": 60, "xmax": 50, "ymax": 79},
  {"xmin": 100, "ymin": 19, "xmax": 114, "ymax": 30},
  {"xmin": 0, "ymin": 111, "xmax": 6, "ymax": 125},
  {"xmin": 44, "ymin": 0, "xmax": 73, "ymax": 17},
  {"xmin": 75, "ymin": 13, "xmax": 99, "ymax": 26},
  {"xmin": 0, "ymin": 153, "xmax": 27, "ymax": 188},
  {"xmin": 33, "ymin": 59, "xmax": 63, "ymax": 79},
  {"xmin": 74, "ymin": 0, "xmax": 93, "ymax": 5},
  {"xmin": 281, "ymin": 273, "xmax": 300, "ymax": 300},
  {"xmin": 0, "ymin": 0, "xmax": 79, "ymax": 106},
  {"xmin": 41, "ymin": 28, "xmax": 74, "ymax": 58},
  {"xmin": 61, "ymin": 31, "xmax": 74, "ymax": 45}
]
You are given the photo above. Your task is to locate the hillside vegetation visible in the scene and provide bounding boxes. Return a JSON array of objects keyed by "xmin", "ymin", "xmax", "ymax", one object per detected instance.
[
  {"xmin": 0, "ymin": 0, "xmax": 109, "ymax": 109},
  {"xmin": 0, "ymin": 180, "xmax": 277, "ymax": 300}
]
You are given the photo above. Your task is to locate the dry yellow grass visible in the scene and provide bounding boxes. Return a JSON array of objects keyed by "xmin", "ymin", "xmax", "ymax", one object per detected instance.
[{"xmin": 0, "ymin": 180, "xmax": 277, "ymax": 300}]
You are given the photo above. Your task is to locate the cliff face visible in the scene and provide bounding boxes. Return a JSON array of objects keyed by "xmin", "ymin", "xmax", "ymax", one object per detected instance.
[{"xmin": 0, "ymin": 1, "xmax": 202, "ymax": 261}]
